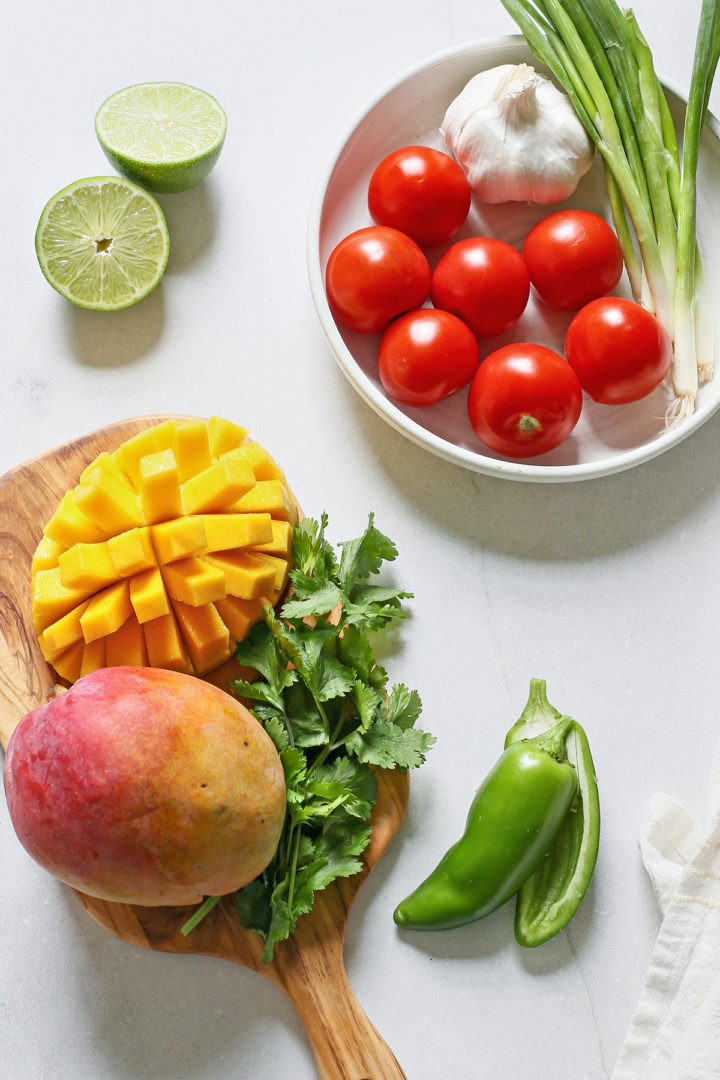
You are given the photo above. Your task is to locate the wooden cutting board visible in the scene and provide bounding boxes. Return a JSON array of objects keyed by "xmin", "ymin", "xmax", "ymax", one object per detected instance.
[{"xmin": 0, "ymin": 416, "xmax": 410, "ymax": 1080}]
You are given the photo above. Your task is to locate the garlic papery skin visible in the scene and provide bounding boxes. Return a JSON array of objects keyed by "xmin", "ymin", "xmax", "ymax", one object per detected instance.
[{"xmin": 441, "ymin": 63, "xmax": 594, "ymax": 205}]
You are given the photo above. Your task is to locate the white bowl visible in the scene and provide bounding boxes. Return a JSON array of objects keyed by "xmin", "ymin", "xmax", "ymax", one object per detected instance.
[{"xmin": 307, "ymin": 36, "xmax": 720, "ymax": 482}]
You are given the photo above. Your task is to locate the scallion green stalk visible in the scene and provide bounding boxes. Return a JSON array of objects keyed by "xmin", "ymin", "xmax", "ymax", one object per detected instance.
[
  {"xmin": 501, "ymin": 0, "xmax": 674, "ymax": 334},
  {"xmin": 500, "ymin": 0, "xmax": 720, "ymax": 426}
]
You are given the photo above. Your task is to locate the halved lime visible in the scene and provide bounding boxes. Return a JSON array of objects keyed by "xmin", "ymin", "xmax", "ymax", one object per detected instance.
[
  {"xmin": 35, "ymin": 176, "xmax": 170, "ymax": 310},
  {"xmin": 95, "ymin": 82, "xmax": 227, "ymax": 194}
]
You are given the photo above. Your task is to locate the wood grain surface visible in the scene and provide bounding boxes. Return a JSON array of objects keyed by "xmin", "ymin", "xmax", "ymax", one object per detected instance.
[{"xmin": 0, "ymin": 416, "xmax": 410, "ymax": 1080}]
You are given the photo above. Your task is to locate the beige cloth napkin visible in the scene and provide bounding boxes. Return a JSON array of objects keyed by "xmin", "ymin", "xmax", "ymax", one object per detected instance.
[{"xmin": 612, "ymin": 751, "xmax": 720, "ymax": 1080}]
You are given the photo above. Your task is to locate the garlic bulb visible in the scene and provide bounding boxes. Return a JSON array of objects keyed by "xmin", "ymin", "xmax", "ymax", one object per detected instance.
[{"xmin": 441, "ymin": 63, "xmax": 594, "ymax": 205}]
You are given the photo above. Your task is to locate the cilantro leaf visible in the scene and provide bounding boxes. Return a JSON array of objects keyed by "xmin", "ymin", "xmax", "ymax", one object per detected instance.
[
  {"xmin": 263, "ymin": 714, "xmax": 290, "ymax": 753},
  {"xmin": 338, "ymin": 623, "xmax": 382, "ymax": 683},
  {"xmin": 202, "ymin": 513, "xmax": 434, "ymax": 961},
  {"xmin": 235, "ymin": 877, "xmax": 273, "ymax": 938},
  {"xmin": 291, "ymin": 513, "xmax": 338, "ymax": 579},
  {"xmin": 338, "ymin": 513, "xmax": 399, "ymax": 589},
  {"xmin": 293, "ymin": 817, "xmax": 371, "ymax": 903},
  {"xmin": 313, "ymin": 755, "xmax": 377, "ymax": 819},
  {"xmin": 234, "ymin": 621, "xmax": 296, "ymax": 709},
  {"xmin": 351, "ymin": 679, "xmax": 385, "ymax": 732},
  {"xmin": 281, "ymin": 577, "xmax": 343, "ymax": 620},
  {"xmin": 347, "ymin": 720, "xmax": 436, "ymax": 769},
  {"xmin": 282, "ymin": 682, "xmax": 329, "ymax": 748},
  {"xmin": 386, "ymin": 684, "xmax": 423, "ymax": 730},
  {"xmin": 280, "ymin": 746, "xmax": 307, "ymax": 803}
]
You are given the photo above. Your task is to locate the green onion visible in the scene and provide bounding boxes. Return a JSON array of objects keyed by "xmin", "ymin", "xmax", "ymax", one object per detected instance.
[
  {"xmin": 671, "ymin": 0, "xmax": 720, "ymax": 422},
  {"xmin": 500, "ymin": 0, "xmax": 720, "ymax": 425}
]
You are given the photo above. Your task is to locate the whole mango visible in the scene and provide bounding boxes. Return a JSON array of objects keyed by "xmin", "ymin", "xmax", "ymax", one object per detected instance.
[{"xmin": 3, "ymin": 666, "xmax": 286, "ymax": 906}]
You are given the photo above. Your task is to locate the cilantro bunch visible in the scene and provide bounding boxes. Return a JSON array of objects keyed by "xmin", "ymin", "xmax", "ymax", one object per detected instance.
[{"xmin": 231, "ymin": 512, "xmax": 434, "ymax": 962}]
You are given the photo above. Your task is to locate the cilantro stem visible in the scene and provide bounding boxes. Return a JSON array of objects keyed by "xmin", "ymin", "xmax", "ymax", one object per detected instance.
[
  {"xmin": 286, "ymin": 825, "xmax": 302, "ymax": 912},
  {"xmin": 180, "ymin": 894, "xmax": 221, "ymax": 936},
  {"xmin": 280, "ymin": 706, "xmax": 296, "ymax": 748},
  {"xmin": 309, "ymin": 701, "xmax": 353, "ymax": 774}
]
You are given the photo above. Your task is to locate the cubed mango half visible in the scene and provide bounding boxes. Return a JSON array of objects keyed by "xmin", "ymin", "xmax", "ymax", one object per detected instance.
[{"xmin": 32, "ymin": 416, "xmax": 295, "ymax": 680}]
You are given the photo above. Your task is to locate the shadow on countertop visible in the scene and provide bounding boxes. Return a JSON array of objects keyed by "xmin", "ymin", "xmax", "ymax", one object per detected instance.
[
  {"xmin": 64, "ymin": 182, "xmax": 220, "ymax": 370},
  {"xmin": 58, "ymin": 881, "xmax": 308, "ymax": 1080},
  {"xmin": 347, "ymin": 380, "xmax": 720, "ymax": 562}
]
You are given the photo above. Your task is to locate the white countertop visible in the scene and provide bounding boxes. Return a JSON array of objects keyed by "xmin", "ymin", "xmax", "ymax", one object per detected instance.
[{"xmin": 2, "ymin": 2, "xmax": 720, "ymax": 1078}]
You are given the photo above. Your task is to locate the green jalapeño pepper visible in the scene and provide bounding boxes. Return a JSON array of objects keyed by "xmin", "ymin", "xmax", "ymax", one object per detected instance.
[
  {"xmin": 505, "ymin": 678, "xmax": 600, "ymax": 948},
  {"xmin": 393, "ymin": 716, "xmax": 578, "ymax": 931}
]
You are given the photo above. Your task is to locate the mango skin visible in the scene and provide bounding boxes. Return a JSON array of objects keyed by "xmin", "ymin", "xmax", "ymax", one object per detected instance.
[{"xmin": 3, "ymin": 667, "xmax": 286, "ymax": 906}]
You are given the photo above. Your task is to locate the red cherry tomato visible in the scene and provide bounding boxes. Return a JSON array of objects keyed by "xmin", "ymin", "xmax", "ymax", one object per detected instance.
[
  {"xmin": 467, "ymin": 343, "xmax": 583, "ymax": 458},
  {"xmin": 325, "ymin": 226, "xmax": 431, "ymax": 334},
  {"xmin": 522, "ymin": 210, "xmax": 623, "ymax": 310},
  {"xmin": 377, "ymin": 308, "xmax": 480, "ymax": 407},
  {"xmin": 368, "ymin": 145, "xmax": 472, "ymax": 248},
  {"xmin": 564, "ymin": 296, "xmax": 672, "ymax": 404},
  {"xmin": 431, "ymin": 238, "xmax": 530, "ymax": 338}
]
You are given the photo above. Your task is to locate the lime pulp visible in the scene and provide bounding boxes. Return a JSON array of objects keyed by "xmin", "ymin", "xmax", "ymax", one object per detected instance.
[{"xmin": 35, "ymin": 176, "xmax": 170, "ymax": 310}]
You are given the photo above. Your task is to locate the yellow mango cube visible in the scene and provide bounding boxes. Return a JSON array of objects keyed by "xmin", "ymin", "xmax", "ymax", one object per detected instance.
[
  {"xmin": 80, "ymin": 580, "xmax": 132, "ymax": 644},
  {"xmin": 199, "ymin": 512, "xmax": 273, "ymax": 553},
  {"xmin": 113, "ymin": 420, "xmax": 178, "ymax": 486},
  {"xmin": 143, "ymin": 610, "xmax": 192, "ymax": 674},
  {"xmin": 44, "ymin": 491, "xmax": 108, "ymax": 546},
  {"xmin": 173, "ymin": 419, "xmax": 212, "ymax": 482},
  {"xmin": 80, "ymin": 451, "xmax": 129, "ymax": 488},
  {"xmin": 215, "ymin": 595, "xmax": 268, "ymax": 641},
  {"xmin": 139, "ymin": 448, "xmax": 183, "ymax": 524},
  {"xmin": 247, "ymin": 551, "xmax": 290, "ymax": 596},
  {"xmin": 52, "ymin": 640, "xmax": 85, "ymax": 683},
  {"xmin": 81, "ymin": 638, "xmax": 107, "ymax": 677},
  {"xmin": 107, "ymin": 526, "xmax": 157, "ymax": 577},
  {"xmin": 150, "ymin": 516, "xmax": 207, "ymax": 564},
  {"xmin": 129, "ymin": 567, "xmax": 170, "ymax": 623},
  {"xmin": 161, "ymin": 556, "xmax": 227, "ymax": 606},
  {"xmin": 224, "ymin": 442, "xmax": 286, "ymax": 481},
  {"xmin": 32, "ymin": 567, "xmax": 92, "ymax": 633},
  {"xmin": 231, "ymin": 479, "xmax": 297, "ymax": 523},
  {"xmin": 181, "ymin": 457, "xmax": 256, "ymax": 515},
  {"xmin": 75, "ymin": 473, "xmax": 144, "ymax": 534},
  {"xmin": 174, "ymin": 600, "xmax": 232, "ymax": 674},
  {"xmin": 105, "ymin": 614, "xmax": 148, "ymax": 667},
  {"xmin": 58, "ymin": 541, "xmax": 118, "ymax": 591},
  {"xmin": 31, "ymin": 535, "xmax": 66, "ymax": 578},
  {"xmin": 203, "ymin": 551, "xmax": 276, "ymax": 599},
  {"xmin": 38, "ymin": 599, "xmax": 91, "ymax": 661},
  {"xmin": 249, "ymin": 519, "xmax": 293, "ymax": 558},
  {"xmin": 207, "ymin": 415, "xmax": 249, "ymax": 458}
]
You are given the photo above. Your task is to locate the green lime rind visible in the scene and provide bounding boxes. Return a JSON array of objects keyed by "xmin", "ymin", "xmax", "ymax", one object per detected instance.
[
  {"xmin": 98, "ymin": 142, "xmax": 225, "ymax": 194},
  {"xmin": 95, "ymin": 81, "xmax": 227, "ymax": 194},
  {"xmin": 35, "ymin": 176, "xmax": 170, "ymax": 311}
]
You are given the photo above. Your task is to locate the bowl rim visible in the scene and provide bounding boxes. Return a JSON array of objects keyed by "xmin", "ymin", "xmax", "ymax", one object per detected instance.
[{"xmin": 306, "ymin": 35, "xmax": 720, "ymax": 482}]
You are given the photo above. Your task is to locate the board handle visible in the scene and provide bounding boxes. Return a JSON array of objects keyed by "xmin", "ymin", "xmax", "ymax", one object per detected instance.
[{"xmin": 273, "ymin": 937, "xmax": 407, "ymax": 1080}]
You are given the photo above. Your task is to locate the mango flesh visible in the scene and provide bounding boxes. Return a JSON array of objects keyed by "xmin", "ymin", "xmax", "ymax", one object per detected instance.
[
  {"xmin": 3, "ymin": 666, "xmax": 286, "ymax": 906},
  {"xmin": 31, "ymin": 417, "xmax": 297, "ymax": 681}
]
